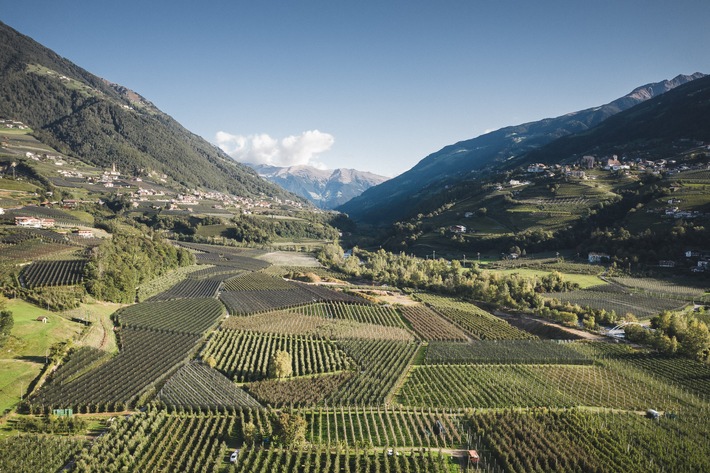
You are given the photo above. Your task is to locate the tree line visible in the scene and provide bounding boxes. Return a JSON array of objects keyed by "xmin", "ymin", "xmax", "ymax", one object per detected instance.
[{"xmin": 320, "ymin": 244, "xmax": 710, "ymax": 361}]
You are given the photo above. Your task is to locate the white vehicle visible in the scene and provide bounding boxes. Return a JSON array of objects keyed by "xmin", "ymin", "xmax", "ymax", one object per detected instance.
[{"xmin": 230, "ymin": 449, "xmax": 239, "ymax": 463}]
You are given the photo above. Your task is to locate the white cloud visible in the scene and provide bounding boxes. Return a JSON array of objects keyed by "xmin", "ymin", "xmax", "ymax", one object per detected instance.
[{"xmin": 216, "ymin": 130, "xmax": 334, "ymax": 168}]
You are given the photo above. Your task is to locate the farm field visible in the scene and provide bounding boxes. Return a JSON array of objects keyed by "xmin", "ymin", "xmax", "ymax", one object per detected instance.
[
  {"xmin": 399, "ymin": 304, "xmax": 468, "ymax": 341},
  {"xmin": 1, "ymin": 241, "xmax": 709, "ymax": 472},
  {"xmin": 486, "ymin": 268, "xmax": 606, "ymax": 289},
  {"xmin": 0, "ymin": 299, "xmax": 83, "ymax": 412},
  {"xmin": 414, "ymin": 293, "xmax": 537, "ymax": 340},
  {"xmin": 221, "ymin": 310, "xmax": 414, "ymax": 340},
  {"xmin": 609, "ymin": 276, "xmax": 709, "ymax": 300},
  {"xmin": 202, "ymin": 330, "xmax": 350, "ymax": 382},
  {"xmin": 396, "ymin": 362, "xmax": 695, "ymax": 410},
  {"xmin": 19, "ymin": 259, "xmax": 86, "ymax": 288},
  {"xmin": 543, "ymin": 287, "xmax": 688, "ymax": 319},
  {"xmin": 423, "ymin": 340, "xmax": 593, "ymax": 365}
]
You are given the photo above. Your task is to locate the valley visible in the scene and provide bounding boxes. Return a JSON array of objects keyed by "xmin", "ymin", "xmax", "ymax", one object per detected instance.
[{"xmin": 0, "ymin": 18, "xmax": 709, "ymax": 473}]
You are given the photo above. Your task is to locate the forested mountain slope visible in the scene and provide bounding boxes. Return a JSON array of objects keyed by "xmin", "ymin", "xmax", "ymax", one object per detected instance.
[{"xmin": 0, "ymin": 21, "xmax": 292, "ymax": 199}]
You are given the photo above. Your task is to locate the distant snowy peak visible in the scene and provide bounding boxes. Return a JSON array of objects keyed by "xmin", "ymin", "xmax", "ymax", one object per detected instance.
[{"xmin": 249, "ymin": 164, "xmax": 388, "ymax": 209}]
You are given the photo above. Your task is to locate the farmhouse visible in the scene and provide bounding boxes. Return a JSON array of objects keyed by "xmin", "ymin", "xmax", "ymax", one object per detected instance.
[
  {"xmin": 14, "ymin": 216, "xmax": 55, "ymax": 228},
  {"xmin": 527, "ymin": 163, "xmax": 547, "ymax": 173},
  {"xmin": 449, "ymin": 225, "xmax": 467, "ymax": 234},
  {"xmin": 588, "ymin": 252, "xmax": 610, "ymax": 264}
]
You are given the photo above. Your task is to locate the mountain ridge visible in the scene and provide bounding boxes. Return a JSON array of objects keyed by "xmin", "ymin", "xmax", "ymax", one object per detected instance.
[{"xmin": 249, "ymin": 163, "xmax": 388, "ymax": 209}]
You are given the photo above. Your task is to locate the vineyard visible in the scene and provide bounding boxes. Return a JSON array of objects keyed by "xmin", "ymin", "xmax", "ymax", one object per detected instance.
[
  {"xmin": 398, "ymin": 304, "xmax": 468, "ymax": 341},
  {"xmin": 221, "ymin": 310, "xmax": 414, "ymax": 340},
  {"xmin": 219, "ymin": 284, "xmax": 363, "ymax": 315},
  {"xmin": 202, "ymin": 330, "xmax": 351, "ymax": 382},
  {"xmin": 396, "ymin": 362, "xmax": 695, "ymax": 410},
  {"xmin": 223, "ymin": 272, "xmax": 300, "ymax": 291},
  {"xmin": 609, "ymin": 276, "xmax": 709, "ymax": 300},
  {"xmin": 423, "ymin": 340, "xmax": 593, "ymax": 365},
  {"xmin": 303, "ymin": 405, "xmax": 463, "ymax": 448},
  {"xmin": 20, "ymin": 259, "xmax": 86, "ymax": 288},
  {"xmin": 285, "ymin": 302, "xmax": 406, "ymax": 328},
  {"xmin": 0, "ymin": 238, "xmax": 76, "ymax": 263},
  {"xmin": 194, "ymin": 252, "xmax": 270, "ymax": 271},
  {"xmin": 326, "ymin": 339, "xmax": 420, "ymax": 406},
  {"xmin": 543, "ymin": 287, "xmax": 688, "ymax": 319},
  {"xmin": 467, "ymin": 408, "xmax": 710, "ymax": 473},
  {"xmin": 117, "ymin": 298, "xmax": 225, "ymax": 334},
  {"xmin": 5, "ymin": 237, "xmax": 710, "ymax": 472},
  {"xmin": 135, "ymin": 264, "xmax": 210, "ymax": 301},
  {"xmin": 414, "ymin": 293, "xmax": 537, "ymax": 340},
  {"xmin": 246, "ymin": 373, "xmax": 354, "ymax": 407},
  {"xmin": 159, "ymin": 361, "xmax": 262, "ymax": 410},
  {"xmin": 73, "ymin": 410, "xmax": 236, "ymax": 473},
  {"xmin": 146, "ymin": 277, "xmax": 222, "ymax": 301},
  {"xmin": 31, "ymin": 328, "xmax": 200, "ymax": 411}
]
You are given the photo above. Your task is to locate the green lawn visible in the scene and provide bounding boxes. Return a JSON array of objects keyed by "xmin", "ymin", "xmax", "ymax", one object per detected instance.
[{"xmin": 0, "ymin": 299, "xmax": 83, "ymax": 413}]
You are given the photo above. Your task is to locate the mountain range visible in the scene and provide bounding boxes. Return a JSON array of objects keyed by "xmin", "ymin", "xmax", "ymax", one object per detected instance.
[
  {"xmin": 249, "ymin": 164, "xmax": 388, "ymax": 209},
  {"xmin": 339, "ymin": 73, "xmax": 706, "ymax": 224}
]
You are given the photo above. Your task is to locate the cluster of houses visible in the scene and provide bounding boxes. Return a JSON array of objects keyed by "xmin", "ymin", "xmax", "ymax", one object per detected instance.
[
  {"xmin": 0, "ymin": 119, "xmax": 28, "ymax": 130},
  {"xmin": 686, "ymin": 250, "xmax": 710, "ymax": 273},
  {"xmin": 24, "ymin": 151, "xmax": 65, "ymax": 165},
  {"xmin": 525, "ymin": 152, "xmax": 710, "ymax": 179},
  {"xmin": 587, "ymin": 250, "xmax": 710, "ymax": 272},
  {"xmin": 14, "ymin": 216, "xmax": 55, "ymax": 228},
  {"xmin": 87, "ymin": 163, "xmax": 122, "ymax": 188},
  {"xmin": 12, "ymin": 214, "xmax": 94, "ymax": 238},
  {"xmin": 663, "ymin": 207, "xmax": 702, "ymax": 219},
  {"xmin": 526, "ymin": 162, "xmax": 591, "ymax": 180}
]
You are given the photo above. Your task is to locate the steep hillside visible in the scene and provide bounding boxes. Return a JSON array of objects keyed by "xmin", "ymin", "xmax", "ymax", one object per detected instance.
[
  {"xmin": 515, "ymin": 74, "xmax": 710, "ymax": 167},
  {"xmin": 251, "ymin": 164, "xmax": 388, "ymax": 209},
  {"xmin": 339, "ymin": 73, "xmax": 705, "ymax": 225},
  {"xmin": 0, "ymin": 21, "xmax": 291, "ymax": 199},
  {"xmin": 364, "ymin": 75, "xmax": 710, "ymax": 264}
]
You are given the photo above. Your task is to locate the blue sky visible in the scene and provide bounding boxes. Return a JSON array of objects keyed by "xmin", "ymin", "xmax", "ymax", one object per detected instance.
[{"xmin": 3, "ymin": 1, "xmax": 710, "ymax": 177}]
